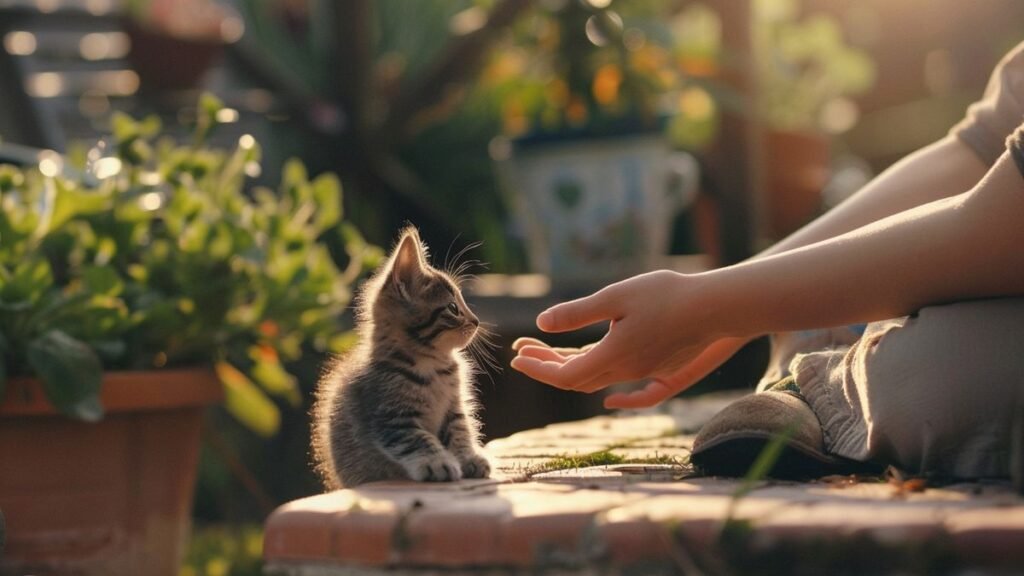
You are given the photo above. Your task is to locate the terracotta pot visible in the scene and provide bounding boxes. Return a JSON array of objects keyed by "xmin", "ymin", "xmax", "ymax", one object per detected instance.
[
  {"xmin": 125, "ymin": 21, "xmax": 224, "ymax": 92},
  {"xmin": 764, "ymin": 129, "xmax": 831, "ymax": 240},
  {"xmin": 0, "ymin": 369, "xmax": 222, "ymax": 576}
]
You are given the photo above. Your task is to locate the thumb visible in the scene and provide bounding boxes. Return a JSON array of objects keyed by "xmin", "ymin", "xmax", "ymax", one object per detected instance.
[{"xmin": 537, "ymin": 286, "xmax": 619, "ymax": 333}]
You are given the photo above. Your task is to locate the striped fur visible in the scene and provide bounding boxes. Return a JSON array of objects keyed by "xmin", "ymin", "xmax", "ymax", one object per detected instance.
[{"xmin": 312, "ymin": 227, "xmax": 491, "ymax": 488}]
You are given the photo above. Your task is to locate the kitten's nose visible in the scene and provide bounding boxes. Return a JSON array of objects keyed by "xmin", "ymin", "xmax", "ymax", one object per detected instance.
[{"xmin": 468, "ymin": 316, "xmax": 480, "ymax": 327}]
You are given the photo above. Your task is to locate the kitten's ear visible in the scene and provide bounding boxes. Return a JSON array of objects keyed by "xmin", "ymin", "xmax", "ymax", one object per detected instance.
[{"xmin": 390, "ymin": 229, "xmax": 427, "ymax": 299}]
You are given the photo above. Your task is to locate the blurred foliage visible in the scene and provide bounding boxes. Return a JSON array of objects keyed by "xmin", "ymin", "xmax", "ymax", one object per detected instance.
[
  {"xmin": 181, "ymin": 524, "xmax": 263, "ymax": 576},
  {"xmin": 481, "ymin": 0, "xmax": 875, "ymax": 145},
  {"xmin": 230, "ymin": 0, "xmax": 874, "ymax": 271},
  {"xmin": 241, "ymin": 0, "xmax": 467, "ymax": 96},
  {"xmin": 479, "ymin": 0, "xmax": 718, "ymax": 142},
  {"xmin": 477, "ymin": 0, "xmax": 684, "ymax": 138},
  {"xmin": 0, "ymin": 93, "xmax": 381, "ymax": 434},
  {"xmin": 238, "ymin": 0, "xmax": 529, "ymax": 270},
  {"xmin": 754, "ymin": 0, "xmax": 876, "ymax": 133}
]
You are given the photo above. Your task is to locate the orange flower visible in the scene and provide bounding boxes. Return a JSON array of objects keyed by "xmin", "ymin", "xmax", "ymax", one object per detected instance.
[
  {"xmin": 259, "ymin": 320, "xmax": 279, "ymax": 339},
  {"xmin": 592, "ymin": 64, "xmax": 623, "ymax": 106},
  {"xmin": 255, "ymin": 343, "xmax": 278, "ymax": 363}
]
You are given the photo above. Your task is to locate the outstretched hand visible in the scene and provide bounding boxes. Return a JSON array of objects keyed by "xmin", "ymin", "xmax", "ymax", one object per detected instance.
[
  {"xmin": 510, "ymin": 271, "xmax": 744, "ymax": 403},
  {"xmin": 601, "ymin": 336, "xmax": 749, "ymax": 408}
]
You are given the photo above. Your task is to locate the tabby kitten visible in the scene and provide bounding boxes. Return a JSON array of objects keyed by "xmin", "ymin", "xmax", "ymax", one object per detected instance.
[{"xmin": 312, "ymin": 227, "xmax": 491, "ymax": 488}]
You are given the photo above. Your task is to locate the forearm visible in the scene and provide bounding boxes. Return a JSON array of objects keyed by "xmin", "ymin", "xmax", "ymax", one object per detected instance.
[
  {"xmin": 702, "ymin": 151, "xmax": 1024, "ymax": 339},
  {"xmin": 759, "ymin": 136, "xmax": 988, "ymax": 259}
]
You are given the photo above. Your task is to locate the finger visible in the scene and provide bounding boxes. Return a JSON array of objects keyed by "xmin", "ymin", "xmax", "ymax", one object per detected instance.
[
  {"xmin": 510, "ymin": 341, "xmax": 616, "ymax": 389},
  {"xmin": 513, "ymin": 337, "xmax": 592, "ymax": 357},
  {"xmin": 653, "ymin": 350, "xmax": 720, "ymax": 390},
  {"xmin": 512, "ymin": 337, "xmax": 549, "ymax": 352},
  {"xmin": 514, "ymin": 345, "xmax": 569, "ymax": 363},
  {"xmin": 509, "ymin": 356, "xmax": 576, "ymax": 389},
  {"xmin": 603, "ymin": 380, "xmax": 676, "ymax": 409},
  {"xmin": 601, "ymin": 361, "xmax": 706, "ymax": 409},
  {"xmin": 536, "ymin": 287, "xmax": 620, "ymax": 333}
]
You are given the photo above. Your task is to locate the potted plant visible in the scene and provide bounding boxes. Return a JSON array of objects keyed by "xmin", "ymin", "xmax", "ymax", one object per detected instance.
[
  {"xmin": 485, "ymin": 0, "xmax": 700, "ymax": 288},
  {"xmin": 0, "ymin": 94, "xmax": 377, "ymax": 576}
]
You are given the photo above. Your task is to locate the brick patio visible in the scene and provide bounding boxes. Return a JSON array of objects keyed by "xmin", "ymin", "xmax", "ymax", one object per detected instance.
[{"xmin": 263, "ymin": 392, "xmax": 1024, "ymax": 575}]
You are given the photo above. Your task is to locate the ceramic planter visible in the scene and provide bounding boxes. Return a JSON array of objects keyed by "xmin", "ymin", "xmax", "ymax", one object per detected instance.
[
  {"xmin": 0, "ymin": 369, "xmax": 222, "ymax": 576},
  {"xmin": 497, "ymin": 133, "xmax": 699, "ymax": 289}
]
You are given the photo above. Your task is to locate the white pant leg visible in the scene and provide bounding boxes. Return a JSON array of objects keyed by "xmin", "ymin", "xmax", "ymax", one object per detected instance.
[{"xmin": 794, "ymin": 298, "xmax": 1024, "ymax": 478}]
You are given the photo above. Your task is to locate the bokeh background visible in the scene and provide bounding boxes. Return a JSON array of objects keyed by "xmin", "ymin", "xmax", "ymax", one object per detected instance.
[{"xmin": 0, "ymin": 0, "xmax": 1021, "ymax": 574}]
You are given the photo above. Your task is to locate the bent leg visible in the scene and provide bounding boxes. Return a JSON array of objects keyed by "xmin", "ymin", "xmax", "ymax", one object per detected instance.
[
  {"xmin": 756, "ymin": 327, "xmax": 861, "ymax": 391},
  {"xmin": 794, "ymin": 297, "xmax": 1024, "ymax": 478}
]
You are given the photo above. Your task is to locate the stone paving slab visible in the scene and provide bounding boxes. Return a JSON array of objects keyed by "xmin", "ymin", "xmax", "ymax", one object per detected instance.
[{"xmin": 264, "ymin": 392, "xmax": 1024, "ymax": 575}]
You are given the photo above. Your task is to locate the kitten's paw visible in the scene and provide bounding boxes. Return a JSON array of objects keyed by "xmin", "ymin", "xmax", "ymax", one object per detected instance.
[
  {"xmin": 458, "ymin": 451, "xmax": 492, "ymax": 479},
  {"xmin": 405, "ymin": 453, "xmax": 462, "ymax": 482}
]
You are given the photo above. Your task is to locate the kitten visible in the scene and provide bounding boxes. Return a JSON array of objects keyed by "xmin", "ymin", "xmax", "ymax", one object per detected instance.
[{"xmin": 312, "ymin": 226, "xmax": 492, "ymax": 488}]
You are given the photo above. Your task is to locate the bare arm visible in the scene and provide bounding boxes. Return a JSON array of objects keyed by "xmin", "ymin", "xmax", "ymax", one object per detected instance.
[
  {"xmin": 712, "ymin": 150, "xmax": 1024, "ymax": 337},
  {"xmin": 512, "ymin": 151, "xmax": 1024, "ymax": 392},
  {"xmin": 593, "ymin": 137, "xmax": 988, "ymax": 407},
  {"xmin": 760, "ymin": 135, "xmax": 988, "ymax": 258}
]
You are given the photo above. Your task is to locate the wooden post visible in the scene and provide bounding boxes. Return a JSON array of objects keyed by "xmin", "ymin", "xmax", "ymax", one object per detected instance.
[{"xmin": 713, "ymin": 0, "xmax": 762, "ymax": 263}]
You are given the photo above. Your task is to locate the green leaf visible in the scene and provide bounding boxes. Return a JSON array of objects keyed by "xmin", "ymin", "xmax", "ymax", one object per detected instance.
[
  {"xmin": 178, "ymin": 219, "xmax": 211, "ymax": 253},
  {"xmin": 26, "ymin": 329, "xmax": 104, "ymax": 422},
  {"xmin": 310, "ymin": 173, "xmax": 342, "ymax": 232},
  {"xmin": 110, "ymin": 111, "xmax": 138, "ymax": 142},
  {"xmin": 0, "ymin": 164, "xmax": 25, "ymax": 192},
  {"xmin": 94, "ymin": 237, "xmax": 117, "ymax": 266},
  {"xmin": 194, "ymin": 93, "xmax": 225, "ymax": 145},
  {"xmin": 282, "ymin": 158, "xmax": 308, "ymax": 190},
  {"xmin": 281, "ymin": 158, "xmax": 310, "ymax": 206},
  {"xmin": 248, "ymin": 346, "xmax": 301, "ymax": 407},
  {"xmin": 361, "ymin": 246, "xmax": 386, "ymax": 270},
  {"xmin": 51, "ymin": 179, "xmax": 112, "ymax": 231},
  {"xmin": 216, "ymin": 362, "xmax": 280, "ymax": 437},
  {"xmin": 731, "ymin": 423, "xmax": 797, "ymax": 503},
  {"xmin": 1, "ymin": 257, "xmax": 52, "ymax": 303},
  {"xmin": 137, "ymin": 114, "xmax": 162, "ymax": 138},
  {"xmin": 82, "ymin": 266, "xmax": 124, "ymax": 296},
  {"xmin": 200, "ymin": 92, "xmax": 225, "ymax": 118}
]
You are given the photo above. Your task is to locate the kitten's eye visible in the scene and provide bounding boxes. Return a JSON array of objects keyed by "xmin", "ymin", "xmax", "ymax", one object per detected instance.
[{"xmin": 447, "ymin": 302, "xmax": 459, "ymax": 315}]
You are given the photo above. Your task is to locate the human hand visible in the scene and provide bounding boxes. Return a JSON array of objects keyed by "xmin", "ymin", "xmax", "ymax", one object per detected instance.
[
  {"xmin": 510, "ymin": 270, "xmax": 722, "ymax": 395},
  {"xmin": 511, "ymin": 337, "xmax": 597, "ymax": 357},
  {"xmin": 602, "ymin": 336, "xmax": 749, "ymax": 408}
]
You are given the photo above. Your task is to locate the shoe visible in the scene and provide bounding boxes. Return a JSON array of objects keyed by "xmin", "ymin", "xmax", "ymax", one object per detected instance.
[{"xmin": 690, "ymin": 385, "xmax": 873, "ymax": 479}]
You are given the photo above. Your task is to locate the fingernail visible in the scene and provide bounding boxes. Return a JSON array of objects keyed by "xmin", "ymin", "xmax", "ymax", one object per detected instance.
[{"xmin": 537, "ymin": 310, "xmax": 552, "ymax": 330}]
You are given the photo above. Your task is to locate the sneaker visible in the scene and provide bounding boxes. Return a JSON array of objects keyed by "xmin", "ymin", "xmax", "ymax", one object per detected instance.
[{"xmin": 690, "ymin": 381, "xmax": 874, "ymax": 479}]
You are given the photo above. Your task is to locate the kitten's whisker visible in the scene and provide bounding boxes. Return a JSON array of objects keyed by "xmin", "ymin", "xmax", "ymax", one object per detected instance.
[
  {"xmin": 467, "ymin": 323, "xmax": 502, "ymax": 379},
  {"xmin": 466, "ymin": 341, "xmax": 501, "ymax": 386},
  {"xmin": 456, "ymin": 274, "xmax": 482, "ymax": 289},
  {"xmin": 451, "ymin": 241, "xmax": 482, "ymax": 268},
  {"xmin": 443, "ymin": 233, "xmax": 463, "ymax": 273},
  {"xmin": 446, "ymin": 242, "xmax": 485, "ymax": 281}
]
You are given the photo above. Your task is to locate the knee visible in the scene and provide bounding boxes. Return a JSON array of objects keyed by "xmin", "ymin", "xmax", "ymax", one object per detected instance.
[
  {"xmin": 859, "ymin": 298, "xmax": 1024, "ymax": 475},
  {"xmin": 866, "ymin": 298, "xmax": 1024, "ymax": 387}
]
